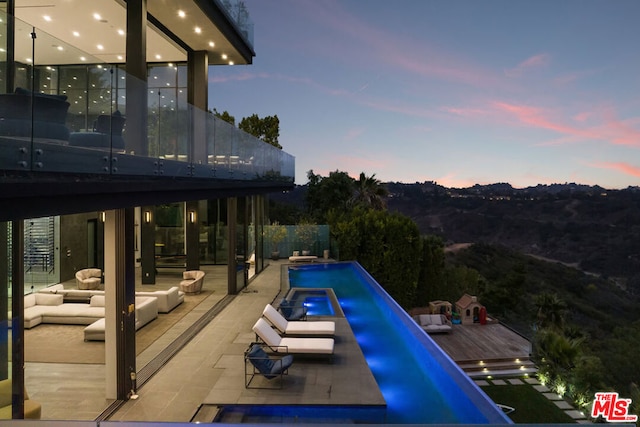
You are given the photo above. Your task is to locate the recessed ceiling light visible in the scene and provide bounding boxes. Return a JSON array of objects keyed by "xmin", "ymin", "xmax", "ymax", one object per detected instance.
[
  {"xmin": 228, "ymin": 61, "xmax": 234, "ymax": 65},
  {"xmin": 194, "ymin": 26, "xmax": 201, "ymax": 34},
  {"xmin": 57, "ymin": 46, "xmax": 63, "ymax": 51},
  {"xmin": 26, "ymin": 58, "xmax": 32, "ymax": 63},
  {"xmin": 93, "ymin": 13, "xmax": 102, "ymax": 21},
  {"xmin": 118, "ymin": 29, "xmax": 125, "ymax": 36},
  {"xmin": 155, "ymin": 54, "xmax": 161, "ymax": 60},
  {"xmin": 43, "ymin": 15, "xmax": 52, "ymax": 22},
  {"xmin": 97, "ymin": 44, "xmax": 104, "ymax": 50},
  {"xmin": 117, "ymin": 55, "xmax": 123, "ymax": 60},
  {"xmin": 178, "ymin": 10, "xmax": 186, "ymax": 18},
  {"xmin": 80, "ymin": 56, "xmax": 86, "ymax": 61},
  {"xmin": 209, "ymin": 41, "xmax": 215, "ymax": 47},
  {"xmin": 221, "ymin": 54, "xmax": 227, "ymax": 60},
  {"xmin": 72, "ymin": 31, "xmax": 80, "ymax": 37}
]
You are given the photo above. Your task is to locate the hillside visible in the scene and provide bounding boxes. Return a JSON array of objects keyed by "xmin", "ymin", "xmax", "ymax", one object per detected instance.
[{"xmin": 386, "ymin": 182, "xmax": 640, "ymax": 292}]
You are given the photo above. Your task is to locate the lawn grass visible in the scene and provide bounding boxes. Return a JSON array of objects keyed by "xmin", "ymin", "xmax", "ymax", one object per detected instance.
[{"xmin": 480, "ymin": 383, "xmax": 578, "ymax": 423}]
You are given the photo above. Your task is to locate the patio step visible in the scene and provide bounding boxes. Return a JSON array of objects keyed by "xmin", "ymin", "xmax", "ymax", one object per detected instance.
[{"xmin": 457, "ymin": 357, "xmax": 538, "ymax": 378}]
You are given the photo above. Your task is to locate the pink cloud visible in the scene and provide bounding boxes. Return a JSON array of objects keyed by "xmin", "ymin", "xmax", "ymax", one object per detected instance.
[
  {"xmin": 439, "ymin": 106, "xmax": 489, "ymax": 118},
  {"xmin": 492, "ymin": 101, "xmax": 640, "ymax": 148},
  {"xmin": 296, "ymin": 0, "xmax": 501, "ymax": 89},
  {"xmin": 593, "ymin": 162, "xmax": 640, "ymax": 178},
  {"xmin": 504, "ymin": 53, "xmax": 550, "ymax": 78}
]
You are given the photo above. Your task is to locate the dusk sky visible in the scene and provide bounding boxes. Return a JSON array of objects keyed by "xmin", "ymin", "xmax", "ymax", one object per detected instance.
[{"xmin": 209, "ymin": 0, "xmax": 640, "ymax": 189}]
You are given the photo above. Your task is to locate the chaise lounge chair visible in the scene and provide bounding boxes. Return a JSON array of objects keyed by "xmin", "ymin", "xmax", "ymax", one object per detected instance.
[
  {"xmin": 263, "ymin": 304, "xmax": 335, "ymax": 336},
  {"xmin": 244, "ymin": 343, "xmax": 294, "ymax": 389},
  {"xmin": 252, "ymin": 318, "xmax": 334, "ymax": 356},
  {"xmin": 277, "ymin": 298, "xmax": 307, "ymax": 321}
]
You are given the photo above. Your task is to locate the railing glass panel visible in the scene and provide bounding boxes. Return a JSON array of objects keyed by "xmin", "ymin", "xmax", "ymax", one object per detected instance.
[{"xmin": 0, "ymin": 11, "xmax": 293, "ymax": 182}]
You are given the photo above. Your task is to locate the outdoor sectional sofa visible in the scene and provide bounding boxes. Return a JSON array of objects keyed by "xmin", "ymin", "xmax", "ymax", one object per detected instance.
[
  {"xmin": 413, "ymin": 314, "xmax": 453, "ymax": 334},
  {"xmin": 0, "ymin": 88, "xmax": 70, "ymax": 143},
  {"xmin": 23, "ymin": 293, "xmax": 158, "ymax": 333},
  {"xmin": 39, "ymin": 284, "xmax": 184, "ymax": 313}
]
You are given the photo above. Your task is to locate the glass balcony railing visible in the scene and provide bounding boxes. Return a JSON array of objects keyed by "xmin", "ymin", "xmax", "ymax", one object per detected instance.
[
  {"xmin": 0, "ymin": 11, "xmax": 291, "ymax": 183},
  {"xmin": 216, "ymin": 0, "xmax": 255, "ymax": 49}
]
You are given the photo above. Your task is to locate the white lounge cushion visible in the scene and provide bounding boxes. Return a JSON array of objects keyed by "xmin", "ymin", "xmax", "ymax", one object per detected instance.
[
  {"xmin": 35, "ymin": 293, "xmax": 63, "ymax": 306},
  {"xmin": 263, "ymin": 304, "xmax": 335, "ymax": 336},
  {"xmin": 252, "ymin": 318, "xmax": 334, "ymax": 355}
]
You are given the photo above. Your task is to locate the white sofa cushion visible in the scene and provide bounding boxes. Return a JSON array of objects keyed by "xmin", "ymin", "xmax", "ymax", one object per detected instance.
[
  {"xmin": 34, "ymin": 293, "xmax": 63, "ymax": 306},
  {"xmin": 24, "ymin": 294, "xmax": 36, "ymax": 309},
  {"xmin": 135, "ymin": 287, "xmax": 184, "ymax": 313},
  {"xmin": 90, "ymin": 295, "xmax": 105, "ymax": 307}
]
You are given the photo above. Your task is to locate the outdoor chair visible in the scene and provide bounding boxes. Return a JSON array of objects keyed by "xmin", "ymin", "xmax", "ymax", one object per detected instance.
[
  {"xmin": 252, "ymin": 318, "xmax": 334, "ymax": 357},
  {"xmin": 263, "ymin": 304, "xmax": 335, "ymax": 336},
  {"xmin": 277, "ymin": 298, "xmax": 307, "ymax": 321},
  {"xmin": 244, "ymin": 343, "xmax": 294, "ymax": 389}
]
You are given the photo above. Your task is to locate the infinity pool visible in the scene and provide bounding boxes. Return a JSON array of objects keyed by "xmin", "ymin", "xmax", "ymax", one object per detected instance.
[{"xmin": 287, "ymin": 262, "xmax": 511, "ymax": 424}]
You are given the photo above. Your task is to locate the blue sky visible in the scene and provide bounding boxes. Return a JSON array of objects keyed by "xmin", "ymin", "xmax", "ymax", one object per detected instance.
[{"xmin": 208, "ymin": 0, "xmax": 640, "ymax": 189}]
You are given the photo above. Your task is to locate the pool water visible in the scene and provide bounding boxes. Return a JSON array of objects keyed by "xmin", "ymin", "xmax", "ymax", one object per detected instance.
[
  {"xmin": 287, "ymin": 262, "xmax": 511, "ymax": 424},
  {"xmin": 287, "ymin": 288, "xmax": 338, "ymax": 317}
]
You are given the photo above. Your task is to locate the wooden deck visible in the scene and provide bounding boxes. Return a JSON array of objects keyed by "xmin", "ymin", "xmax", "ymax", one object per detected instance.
[{"xmin": 429, "ymin": 323, "xmax": 531, "ymax": 362}]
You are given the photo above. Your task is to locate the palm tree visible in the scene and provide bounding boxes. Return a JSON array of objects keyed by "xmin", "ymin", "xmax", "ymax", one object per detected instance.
[
  {"xmin": 534, "ymin": 292, "xmax": 567, "ymax": 331},
  {"xmin": 350, "ymin": 172, "xmax": 389, "ymax": 210}
]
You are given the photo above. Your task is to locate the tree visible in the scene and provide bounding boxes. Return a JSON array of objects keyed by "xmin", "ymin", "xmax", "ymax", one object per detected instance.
[
  {"xmin": 212, "ymin": 108, "xmax": 236, "ymax": 126},
  {"xmin": 239, "ymin": 114, "xmax": 281, "ymax": 149},
  {"xmin": 332, "ymin": 207, "xmax": 422, "ymax": 308},
  {"xmin": 415, "ymin": 235, "xmax": 446, "ymax": 306},
  {"xmin": 305, "ymin": 169, "xmax": 355, "ymax": 223},
  {"xmin": 534, "ymin": 292, "xmax": 567, "ymax": 331},
  {"xmin": 350, "ymin": 172, "xmax": 389, "ymax": 210}
]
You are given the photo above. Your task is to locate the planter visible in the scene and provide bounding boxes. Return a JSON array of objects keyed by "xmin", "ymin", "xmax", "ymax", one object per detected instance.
[
  {"xmin": 301, "ymin": 250, "xmax": 311, "ymax": 256},
  {"xmin": 270, "ymin": 251, "xmax": 280, "ymax": 260}
]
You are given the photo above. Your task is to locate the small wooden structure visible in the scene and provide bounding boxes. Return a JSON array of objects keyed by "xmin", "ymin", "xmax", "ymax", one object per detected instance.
[
  {"xmin": 455, "ymin": 294, "xmax": 485, "ymax": 325},
  {"xmin": 429, "ymin": 300, "xmax": 452, "ymax": 318}
]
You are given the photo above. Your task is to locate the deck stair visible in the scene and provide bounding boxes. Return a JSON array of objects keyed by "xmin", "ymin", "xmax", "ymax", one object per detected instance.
[{"xmin": 457, "ymin": 356, "xmax": 538, "ymax": 379}]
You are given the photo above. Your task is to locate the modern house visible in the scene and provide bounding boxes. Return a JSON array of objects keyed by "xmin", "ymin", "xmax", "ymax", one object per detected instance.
[{"xmin": 0, "ymin": 0, "xmax": 295, "ymax": 420}]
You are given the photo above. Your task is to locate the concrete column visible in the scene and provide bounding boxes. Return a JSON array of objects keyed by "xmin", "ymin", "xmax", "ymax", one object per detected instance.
[
  {"xmin": 11, "ymin": 220, "xmax": 24, "ymax": 418},
  {"xmin": 140, "ymin": 206, "xmax": 156, "ymax": 284},
  {"xmin": 104, "ymin": 209, "xmax": 136, "ymax": 400},
  {"xmin": 227, "ymin": 198, "xmax": 237, "ymax": 295},
  {"xmin": 125, "ymin": 0, "xmax": 148, "ymax": 156},
  {"xmin": 185, "ymin": 200, "xmax": 200, "ymax": 271},
  {"xmin": 188, "ymin": 51, "xmax": 208, "ymax": 165}
]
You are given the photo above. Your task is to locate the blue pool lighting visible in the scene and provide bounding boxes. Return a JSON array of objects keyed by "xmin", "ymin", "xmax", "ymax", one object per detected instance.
[{"xmin": 288, "ymin": 262, "xmax": 512, "ymax": 424}]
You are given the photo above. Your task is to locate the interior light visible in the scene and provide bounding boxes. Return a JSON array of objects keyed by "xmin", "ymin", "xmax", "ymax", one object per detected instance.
[
  {"xmin": 97, "ymin": 44, "xmax": 104, "ymax": 50},
  {"xmin": 144, "ymin": 211, "xmax": 152, "ymax": 224},
  {"xmin": 100, "ymin": 212, "xmax": 106, "ymax": 222},
  {"xmin": 155, "ymin": 54, "xmax": 161, "ymax": 60},
  {"xmin": 117, "ymin": 29, "xmax": 125, "ymax": 36},
  {"xmin": 209, "ymin": 41, "xmax": 215, "ymax": 47},
  {"xmin": 228, "ymin": 61, "xmax": 234, "ymax": 65},
  {"xmin": 117, "ymin": 55, "xmax": 123, "ymax": 60},
  {"xmin": 72, "ymin": 31, "xmax": 80, "ymax": 37},
  {"xmin": 57, "ymin": 46, "xmax": 63, "ymax": 51},
  {"xmin": 43, "ymin": 15, "xmax": 52, "ymax": 22},
  {"xmin": 194, "ymin": 26, "xmax": 201, "ymax": 34},
  {"xmin": 93, "ymin": 13, "xmax": 102, "ymax": 21},
  {"xmin": 178, "ymin": 10, "xmax": 186, "ymax": 18},
  {"xmin": 26, "ymin": 58, "xmax": 32, "ymax": 63},
  {"xmin": 189, "ymin": 211, "xmax": 196, "ymax": 224},
  {"xmin": 80, "ymin": 56, "xmax": 86, "ymax": 61},
  {"xmin": 221, "ymin": 54, "xmax": 227, "ymax": 60}
]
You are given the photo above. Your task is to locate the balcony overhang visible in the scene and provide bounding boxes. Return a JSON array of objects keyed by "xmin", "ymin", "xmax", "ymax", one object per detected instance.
[
  {"xmin": 0, "ymin": 169, "xmax": 292, "ymax": 221},
  {"xmin": 12, "ymin": 0, "xmax": 254, "ymax": 65}
]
